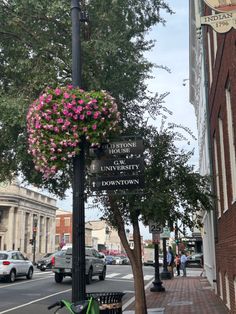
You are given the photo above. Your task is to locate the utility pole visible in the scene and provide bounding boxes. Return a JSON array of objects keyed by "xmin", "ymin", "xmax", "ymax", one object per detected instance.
[{"xmin": 71, "ymin": 0, "xmax": 86, "ymax": 303}]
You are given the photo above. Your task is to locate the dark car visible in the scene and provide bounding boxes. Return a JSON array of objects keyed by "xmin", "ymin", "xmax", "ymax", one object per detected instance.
[
  {"xmin": 186, "ymin": 253, "xmax": 203, "ymax": 268},
  {"xmin": 37, "ymin": 252, "xmax": 56, "ymax": 271},
  {"xmin": 105, "ymin": 255, "xmax": 115, "ymax": 265}
]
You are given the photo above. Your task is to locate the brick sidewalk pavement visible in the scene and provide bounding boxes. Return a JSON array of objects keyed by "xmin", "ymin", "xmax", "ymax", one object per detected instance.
[{"xmin": 123, "ymin": 275, "xmax": 229, "ymax": 314}]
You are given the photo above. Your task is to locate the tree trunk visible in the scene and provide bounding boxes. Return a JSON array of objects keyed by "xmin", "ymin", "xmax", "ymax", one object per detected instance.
[
  {"xmin": 109, "ymin": 200, "xmax": 147, "ymax": 313},
  {"xmin": 131, "ymin": 219, "xmax": 147, "ymax": 314}
]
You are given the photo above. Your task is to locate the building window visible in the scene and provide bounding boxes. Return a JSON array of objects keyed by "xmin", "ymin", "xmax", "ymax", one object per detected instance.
[
  {"xmin": 225, "ymin": 273, "xmax": 231, "ymax": 309},
  {"xmin": 55, "ymin": 234, "xmax": 60, "ymax": 245},
  {"xmin": 64, "ymin": 217, "xmax": 70, "ymax": 227},
  {"xmin": 219, "ymin": 117, "xmax": 228, "ymax": 212},
  {"xmin": 56, "ymin": 218, "xmax": 60, "ymax": 227},
  {"xmin": 64, "ymin": 234, "xmax": 70, "ymax": 243},
  {"xmin": 226, "ymin": 86, "xmax": 236, "ymax": 202},
  {"xmin": 213, "ymin": 135, "xmax": 221, "ymax": 218},
  {"xmin": 219, "ymin": 271, "xmax": 223, "ymax": 300}
]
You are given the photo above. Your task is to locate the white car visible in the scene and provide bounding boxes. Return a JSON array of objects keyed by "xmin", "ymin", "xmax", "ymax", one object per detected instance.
[
  {"xmin": 0, "ymin": 250, "xmax": 34, "ymax": 283},
  {"xmin": 112, "ymin": 256, "xmax": 123, "ymax": 265}
]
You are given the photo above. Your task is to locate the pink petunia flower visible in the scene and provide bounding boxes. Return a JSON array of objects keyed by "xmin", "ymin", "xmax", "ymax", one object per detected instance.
[
  {"xmin": 55, "ymin": 88, "xmax": 62, "ymax": 95},
  {"xmin": 63, "ymin": 92, "xmax": 70, "ymax": 99},
  {"xmin": 80, "ymin": 114, "xmax": 85, "ymax": 120}
]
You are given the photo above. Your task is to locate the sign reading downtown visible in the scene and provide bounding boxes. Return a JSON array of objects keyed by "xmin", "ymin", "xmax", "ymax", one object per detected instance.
[
  {"xmin": 89, "ymin": 139, "xmax": 144, "ymax": 191},
  {"xmin": 202, "ymin": 0, "xmax": 236, "ymax": 33},
  {"xmin": 90, "ymin": 175, "xmax": 144, "ymax": 191}
]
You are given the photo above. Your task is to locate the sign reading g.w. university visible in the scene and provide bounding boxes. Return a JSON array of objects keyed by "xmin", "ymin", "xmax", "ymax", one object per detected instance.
[{"xmin": 202, "ymin": 0, "xmax": 236, "ymax": 32}]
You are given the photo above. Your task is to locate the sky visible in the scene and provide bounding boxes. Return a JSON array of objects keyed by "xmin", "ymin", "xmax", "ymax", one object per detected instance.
[{"xmin": 54, "ymin": 0, "xmax": 198, "ymax": 240}]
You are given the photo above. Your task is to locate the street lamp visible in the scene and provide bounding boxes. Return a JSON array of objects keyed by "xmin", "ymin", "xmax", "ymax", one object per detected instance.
[
  {"xmin": 33, "ymin": 216, "xmax": 38, "ymax": 265},
  {"xmin": 150, "ymin": 241, "xmax": 165, "ymax": 292}
]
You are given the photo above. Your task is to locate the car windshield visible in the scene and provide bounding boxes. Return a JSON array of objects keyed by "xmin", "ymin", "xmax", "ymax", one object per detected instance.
[
  {"xmin": 43, "ymin": 253, "xmax": 52, "ymax": 258},
  {"xmin": 0, "ymin": 253, "xmax": 8, "ymax": 260}
]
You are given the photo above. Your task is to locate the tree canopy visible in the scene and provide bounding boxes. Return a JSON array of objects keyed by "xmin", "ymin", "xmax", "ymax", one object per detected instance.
[{"xmin": 0, "ymin": 0, "xmax": 172, "ymax": 195}]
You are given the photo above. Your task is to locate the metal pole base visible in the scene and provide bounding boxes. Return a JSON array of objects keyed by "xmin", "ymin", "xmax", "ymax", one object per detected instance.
[
  {"xmin": 160, "ymin": 270, "xmax": 172, "ymax": 280},
  {"xmin": 150, "ymin": 280, "xmax": 165, "ymax": 292}
]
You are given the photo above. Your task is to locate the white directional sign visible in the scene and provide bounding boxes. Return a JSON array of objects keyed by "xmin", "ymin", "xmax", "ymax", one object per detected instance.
[
  {"xmin": 160, "ymin": 227, "xmax": 171, "ymax": 239},
  {"xmin": 90, "ymin": 158, "xmax": 144, "ymax": 174}
]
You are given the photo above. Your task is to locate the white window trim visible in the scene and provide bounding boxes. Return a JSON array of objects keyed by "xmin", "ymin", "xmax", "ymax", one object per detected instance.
[
  {"xmin": 214, "ymin": 136, "xmax": 221, "ymax": 218},
  {"xmin": 219, "ymin": 271, "xmax": 223, "ymax": 300},
  {"xmin": 225, "ymin": 273, "xmax": 231, "ymax": 309},
  {"xmin": 219, "ymin": 117, "xmax": 228, "ymax": 212}
]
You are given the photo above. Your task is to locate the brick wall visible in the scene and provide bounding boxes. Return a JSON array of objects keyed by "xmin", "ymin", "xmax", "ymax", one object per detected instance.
[{"xmin": 206, "ymin": 22, "xmax": 236, "ymax": 312}]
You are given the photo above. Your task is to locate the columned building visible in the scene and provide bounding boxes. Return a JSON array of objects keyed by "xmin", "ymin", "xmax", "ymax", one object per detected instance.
[{"xmin": 0, "ymin": 180, "xmax": 57, "ymax": 260}]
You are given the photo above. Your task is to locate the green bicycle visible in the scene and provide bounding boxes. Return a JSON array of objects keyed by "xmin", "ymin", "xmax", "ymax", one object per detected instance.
[{"xmin": 48, "ymin": 298, "xmax": 100, "ymax": 314}]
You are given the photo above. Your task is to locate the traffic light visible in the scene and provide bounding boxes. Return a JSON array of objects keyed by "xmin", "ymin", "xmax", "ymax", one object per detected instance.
[
  {"xmin": 175, "ymin": 239, "xmax": 179, "ymax": 245},
  {"xmin": 29, "ymin": 239, "xmax": 34, "ymax": 245}
]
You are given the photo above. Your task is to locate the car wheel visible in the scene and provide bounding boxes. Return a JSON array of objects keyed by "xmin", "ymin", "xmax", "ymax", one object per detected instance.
[
  {"xmin": 99, "ymin": 266, "xmax": 106, "ymax": 281},
  {"xmin": 55, "ymin": 273, "xmax": 63, "ymax": 283},
  {"xmin": 8, "ymin": 270, "xmax": 16, "ymax": 283},
  {"xmin": 86, "ymin": 267, "xmax": 93, "ymax": 284},
  {"xmin": 26, "ymin": 267, "xmax": 33, "ymax": 279}
]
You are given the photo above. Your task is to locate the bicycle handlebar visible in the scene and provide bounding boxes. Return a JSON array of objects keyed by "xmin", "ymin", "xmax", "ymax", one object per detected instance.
[{"xmin": 48, "ymin": 301, "xmax": 62, "ymax": 310}]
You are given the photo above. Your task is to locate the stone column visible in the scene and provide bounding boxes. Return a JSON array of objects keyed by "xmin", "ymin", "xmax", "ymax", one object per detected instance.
[{"xmin": 7, "ymin": 207, "xmax": 15, "ymax": 250}]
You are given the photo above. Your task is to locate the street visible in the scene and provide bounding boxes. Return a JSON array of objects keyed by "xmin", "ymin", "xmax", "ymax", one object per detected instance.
[{"xmin": 0, "ymin": 265, "xmax": 155, "ymax": 314}]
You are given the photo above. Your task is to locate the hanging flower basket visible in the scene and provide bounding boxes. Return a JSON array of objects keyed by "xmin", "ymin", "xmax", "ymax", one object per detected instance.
[{"xmin": 27, "ymin": 85, "xmax": 120, "ymax": 179}]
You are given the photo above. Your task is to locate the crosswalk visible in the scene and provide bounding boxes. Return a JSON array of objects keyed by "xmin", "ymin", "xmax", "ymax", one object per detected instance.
[{"xmin": 34, "ymin": 269, "xmax": 153, "ymax": 281}]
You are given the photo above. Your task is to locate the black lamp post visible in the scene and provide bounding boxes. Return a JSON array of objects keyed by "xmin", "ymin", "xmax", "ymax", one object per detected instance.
[
  {"xmin": 160, "ymin": 238, "xmax": 171, "ymax": 280},
  {"xmin": 150, "ymin": 242, "xmax": 165, "ymax": 292},
  {"xmin": 71, "ymin": 0, "xmax": 86, "ymax": 303},
  {"xmin": 33, "ymin": 216, "xmax": 38, "ymax": 265}
]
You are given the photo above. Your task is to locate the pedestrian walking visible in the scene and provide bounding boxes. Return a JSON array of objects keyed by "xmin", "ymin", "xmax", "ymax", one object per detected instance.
[
  {"xmin": 180, "ymin": 251, "xmax": 187, "ymax": 277},
  {"xmin": 167, "ymin": 246, "xmax": 174, "ymax": 278},
  {"xmin": 175, "ymin": 254, "xmax": 181, "ymax": 276}
]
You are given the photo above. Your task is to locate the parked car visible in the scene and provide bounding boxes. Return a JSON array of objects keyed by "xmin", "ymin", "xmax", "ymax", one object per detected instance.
[
  {"xmin": 0, "ymin": 250, "xmax": 34, "ymax": 283},
  {"xmin": 186, "ymin": 253, "xmax": 203, "ymax": 267},
  {"xmin": 36, "ymin": 252, "xmax": 57, "ymax": 271},
  {"xmin": 105, "ymin": 255, "xmax": 115, "ymax": 265},
  {"xmin": 112, "ymin": 256, "xmax": 123, "ymax": 265},
  {"xmin": 117, "ymin": 255, "xmax": 130, "ymax": 265}
]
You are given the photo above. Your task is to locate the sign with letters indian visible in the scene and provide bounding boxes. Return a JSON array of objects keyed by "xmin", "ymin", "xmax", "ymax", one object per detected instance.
[{"xmin": 202, "ymin": 0, "xmax": 236, "ymax": 32}]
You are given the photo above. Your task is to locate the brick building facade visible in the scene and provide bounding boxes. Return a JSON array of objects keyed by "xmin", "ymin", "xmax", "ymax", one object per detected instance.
[
  {"xmin": 55, "ymin": 210, "xmax": 92, "ymax": 248},
  {"xmin": 190, "ymin": 1, "xmax": 236, "ymax": 311}
]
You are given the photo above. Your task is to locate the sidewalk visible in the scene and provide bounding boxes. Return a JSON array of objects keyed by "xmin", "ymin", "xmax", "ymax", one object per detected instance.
[{"xmin": 123, "ymin": 271, "xmax": 229, "ymax": 314}]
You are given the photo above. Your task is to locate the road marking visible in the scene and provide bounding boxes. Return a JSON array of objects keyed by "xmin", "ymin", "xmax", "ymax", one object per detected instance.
[
  {"xmin": 0, "ymin": 276, "xmax": 53, "ymax": 289},
  {"xmin": 0, "ymin": 288, "xmax": 72, "ymax": 314},
  {"xmin": 122, "ymin": 274, "xmax": 133, "ymax": 279},
  {"xmin": 122, "ymin": 278, "xmax": 154, "ymax": 310},
  {"xmin": 106, "ymin": 273, "xmax": 120, "ymax": 278},
  {"xmin": 144, "ymin": 275, "xmax": 154, "ymax": 280}
]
